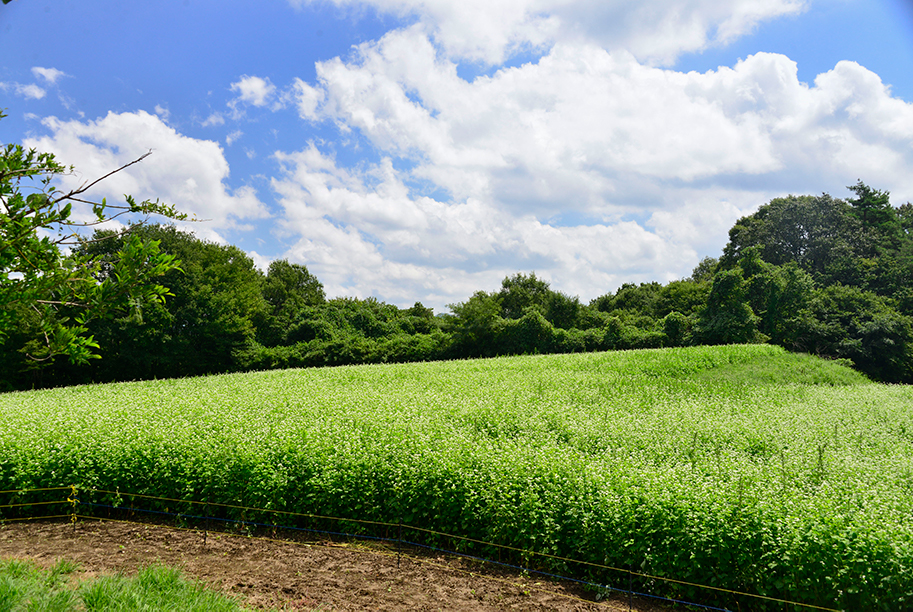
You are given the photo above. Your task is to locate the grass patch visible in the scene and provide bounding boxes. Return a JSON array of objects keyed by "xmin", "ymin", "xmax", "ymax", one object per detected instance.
[{"xmin": 0, "ymin": 558, "xmax": 251, "ymax": 611}]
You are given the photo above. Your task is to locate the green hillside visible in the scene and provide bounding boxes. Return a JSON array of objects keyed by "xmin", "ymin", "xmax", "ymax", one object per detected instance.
[{"xmin": 2, "ymin": 345, "xmax": 911, "ymax": 610}]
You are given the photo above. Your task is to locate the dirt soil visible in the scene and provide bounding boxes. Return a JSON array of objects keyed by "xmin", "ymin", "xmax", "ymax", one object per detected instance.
[{"xmin": 0, "ymin": 519, "xmax": 673, "ymax": 611}]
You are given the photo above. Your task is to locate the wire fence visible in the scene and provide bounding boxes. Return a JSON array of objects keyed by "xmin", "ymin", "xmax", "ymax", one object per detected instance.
[{"xmin": 0, "ymin": 486, "xmax": 842, "ymax": 612}]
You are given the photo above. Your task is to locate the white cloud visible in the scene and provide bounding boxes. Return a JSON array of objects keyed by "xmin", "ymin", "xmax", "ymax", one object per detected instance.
[
  {"xmin": 646, "ymin": 190, "xmax": 761, "ymax": 253},
  {"xmin": 297, "ymin": 29, "xmax": 788, "ymax": 208},
  {"xmin": 1, "ymin": 81, "xmax": 46, "ymax": 100},
  {"xmin": 154, "ymin": 104, "xmax": 171, "ymax": 122},
  {"xmin": 19, "ymin": 83, "xmax": 46, "ymax": 99},
  {"xmin": 230, "ymin": 75, "xmax": 278, "ymax": 107},
  {"xmin": 202, "ymin": 112, "xmax": 226, "ymax": 127},
  {"xmin": 271, "ymin": 144, "xmax": 688, "ymax": 307},
  {"xmin": 288, "ymin": 0, "xmax": 806, "ymax": 65},
  {"xmin": 226, "ymin": 130, "xmax": 243, "ymax": 145},
  {"xmin": 270, "ymin": 25, "xmax": 913, "ymax": 310},
  {"xmin": 31, "ymin": 66, "xmax": 68, "ymax": 85},
  {"xmin": 0, "ymin": 67, "xmax": 70, "ymax": 104},
  {"xmin": 555, "ymin": 0, "xmax": 807, "ymax": 66},
  {"xmin": 300, "ymin": 30, "xmax": 913, "ymax": 197},
  {"xmin": 290, "ymin": 78, "xmax": 325, "ymax": 120},
  {"xmin": 247, "ymin": 250, "xmax": 272, "ymax": 272},
  {"xmin": 24, "ymin": 110, "xmax": 270, "ymax": 231}
]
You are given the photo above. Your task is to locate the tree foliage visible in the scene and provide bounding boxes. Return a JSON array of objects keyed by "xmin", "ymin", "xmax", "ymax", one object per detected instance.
[
  {"xmin": 694, "ymin": 269, "xmax": 761, "ymax": 345},
  {"xmin": 792, "ymin": 284, "xmax": 913, "ymax": 383},
  {"xmin": 4, "ymin": 169, "xmax": 913, "ymax": 388},
  {"xmin": 721, "ymin": 193, "xmax": 863, "ymax": 276},
  {"xmin": 75, "ymin": 224, "xmax": 267, "ymax": 381},
  {"xmin": 0, "ymin": 111, "xmax": 187, "ymax": 370},
  {"xmin": 716, "ymin": 182, "xmax": 913, "ymax": 382},
  {"xmin": 257, "ymin": 259, "xmax": 325, "ymax": 347}
]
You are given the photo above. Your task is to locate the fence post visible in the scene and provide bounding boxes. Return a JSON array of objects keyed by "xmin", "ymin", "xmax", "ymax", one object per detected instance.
[{"xmin": 67, "ymin": 485, "xmax": 78, "ymax": 532}]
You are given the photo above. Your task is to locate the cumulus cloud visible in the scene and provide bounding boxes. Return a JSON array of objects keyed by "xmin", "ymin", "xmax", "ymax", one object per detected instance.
[
  {"xmin": 297, "ymin": 29, "xmax": 913, "ymax": 205},
  {"xmin": 290, "ymin": 78, "xmax": 325, "ymax": 120},
  {"xmin": 24, "ymin": 111, "xmax": 270, "ymax": 233},
  {"xmin": 271, "ymin": 146, "xmax": 685, "ymax": 304},
  {"xmin": 299, "ymin": 29, "xmax": 787, "ymax": 214},
  {"xmin": 268, "ymin": 24, "xmax": 913, "ymax": 309},
  {"xmin": 288, "ymin": 0, "xmax": 805, "ymax": 65},
  {"xmin": 556, "ymin": 0, "xmax": 807, "ymax": 66}
]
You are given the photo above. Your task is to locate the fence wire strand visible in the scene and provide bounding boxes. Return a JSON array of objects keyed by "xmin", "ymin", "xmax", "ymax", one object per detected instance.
[
  {"xmin": 0, "ymin": 487, "xmax": 71, "ymax": 495},
  {"xmin": 0, "ymin": 500, "xmax": 69, "ymax": 510}
]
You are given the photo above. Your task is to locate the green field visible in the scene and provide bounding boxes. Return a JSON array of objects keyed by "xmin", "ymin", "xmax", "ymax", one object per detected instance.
[{"xmin": 2, "ymin": 345, "xmax": 911, "ymax": 610}]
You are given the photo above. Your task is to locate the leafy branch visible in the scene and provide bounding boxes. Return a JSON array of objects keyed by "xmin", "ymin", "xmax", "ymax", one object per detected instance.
[{"xmin": 1, "ymin": 109, "xmax": 191, "ymax": 365}]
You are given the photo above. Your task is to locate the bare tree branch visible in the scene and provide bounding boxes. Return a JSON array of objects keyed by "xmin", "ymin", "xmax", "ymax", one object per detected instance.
[{"xmin": 51, "ymin": 151, "xmax": 153, "ymax": 205}]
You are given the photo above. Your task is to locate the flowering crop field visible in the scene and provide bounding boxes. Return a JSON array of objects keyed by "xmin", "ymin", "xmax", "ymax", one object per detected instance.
[{"xmin": 2, "ymin": 344, "xmax": 911, "ymax": 610}]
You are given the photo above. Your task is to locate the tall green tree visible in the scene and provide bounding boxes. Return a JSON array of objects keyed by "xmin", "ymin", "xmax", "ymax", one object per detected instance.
[
  {"xmin": 846, "ymin": 180, "xmax": 905, "ymax": 257},
  {"xmin": 72, "ymin": 225, "xmax": 267, "ymax": 381},
  {"xmin": 738, "ymin": 248, "xmax": 815, "ymax": 346},
  {"xmin": 896, "ymin": 202, "xmax": 913, "ymax": 237},
  {"xmin": 656, "ymin": 279, "xmax": 711, "ymax": 318},
  {"xmin": 447, "ymin": 291, "xmax": 504, "ymax": 357},
  {"xmin": 721, "ymin": 193, "xmax": 864, "ymax": 276},
  {"xmin": 721, "ymin": 184, "xmax": 913, "ymax": 291},
  {"xmin": 498, "ymin": 272, "xmax": 551, "ymax": 320},
  {"xmin": 689, "ymin": 256, "xmax": 719, "ymax": 282},
  {"xmin": 496, "ymin": 272, "xmax": 582, "ymax": 329},
  {"xmin": 257, "ymin": 259, "xmax": 325, "ymax": 346},
  {"xmin": 847, "ymin": 180, "xmax": 894, "ymax": 228},
  {"xmin": 694, "ymin": 268, "xmax": 762, "ymax": 345}
]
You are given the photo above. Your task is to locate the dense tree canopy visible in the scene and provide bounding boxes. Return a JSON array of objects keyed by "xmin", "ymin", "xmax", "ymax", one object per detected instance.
[
  {"xmin": 721, "ymin": 193, "xmax": 863, "ymax": 275},
  {"xmin": 257, "ymin": 259, "xmax": 326, "ymax": 347},
  {"xmin": 3, "ymin": 175, "xmax": 912, "ymax": 389},
  {"xmin": 67, "ymin": 224, "xmax": 268, "ymax": 382},
  {"xmin": 0, "ymin": 111, "xmax": 186, "ymax": 376},
  {"xmin": 716, "ymin": 183, "xmax": 913, "ymax": 381}
]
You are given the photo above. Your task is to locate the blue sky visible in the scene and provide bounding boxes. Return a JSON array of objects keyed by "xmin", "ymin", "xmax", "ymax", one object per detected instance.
[{"xmin": 2, "ymin": 0, "xmax": 912, "ymax": 312}]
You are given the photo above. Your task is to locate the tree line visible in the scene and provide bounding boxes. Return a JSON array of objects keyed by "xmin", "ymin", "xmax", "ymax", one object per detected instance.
[{"xmin": 3, "ymin": 116, "xmax": 912, "ymax": 389}]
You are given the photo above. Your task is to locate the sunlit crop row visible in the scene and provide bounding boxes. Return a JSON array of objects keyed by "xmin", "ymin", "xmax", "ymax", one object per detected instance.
[{"xmin": 1, "ymin": 345, "xmax": 911, "ymax": 609}]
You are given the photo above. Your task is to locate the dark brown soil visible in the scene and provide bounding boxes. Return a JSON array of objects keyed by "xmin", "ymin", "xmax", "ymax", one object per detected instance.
[{"xmin": 0, "ymin": 519, "xmax": 673, "ymax": 611}]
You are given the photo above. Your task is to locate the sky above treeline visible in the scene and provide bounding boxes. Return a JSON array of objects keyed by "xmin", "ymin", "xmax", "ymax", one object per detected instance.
[{"xmin": 2, "ymin": 0, "xmax": 913, "ymax": 312}]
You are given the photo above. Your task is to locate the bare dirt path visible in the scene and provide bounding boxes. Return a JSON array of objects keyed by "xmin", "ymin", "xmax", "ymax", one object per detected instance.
[{"xmin": 0, "ymin": 520, "xmax": 672, "ymax": 611}]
